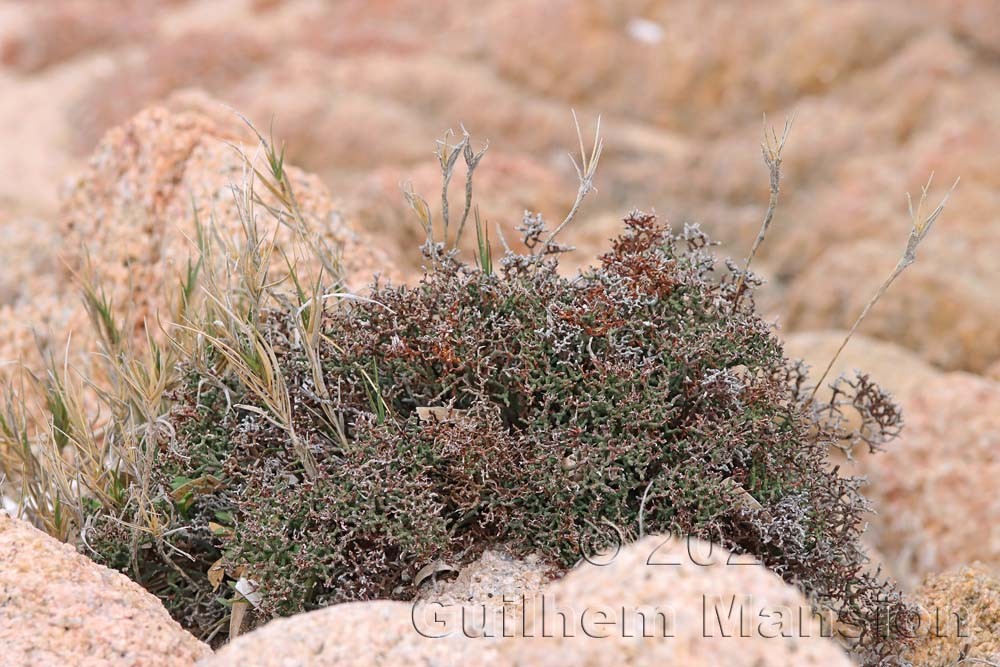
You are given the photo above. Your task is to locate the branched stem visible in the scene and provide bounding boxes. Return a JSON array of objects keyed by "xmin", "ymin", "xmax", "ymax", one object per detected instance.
[{"xmin": 453, "ymin": 126, "xmax": 488, "ymax": 248}]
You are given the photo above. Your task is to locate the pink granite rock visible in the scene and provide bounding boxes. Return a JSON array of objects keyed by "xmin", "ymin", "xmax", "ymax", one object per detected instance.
[
  {"xmin": 0, "ymin": 511, "xmax": 211, "ymax": 666},
  {"xmin": 201, "ymin": 600, "xmax": 496, "ymax": 667},
  {"xmin": 503, "ymin": 535, "xmax": 854, "ymax": 667},
  {"xmin": 861, "ymin": 373, "xmax": 1000, "ymax": 589}
]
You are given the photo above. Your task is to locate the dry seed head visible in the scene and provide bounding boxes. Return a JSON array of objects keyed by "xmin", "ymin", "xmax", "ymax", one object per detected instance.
[{"xmin": 810, "ymin": 175, "xmax": 959, "ymax": 399}]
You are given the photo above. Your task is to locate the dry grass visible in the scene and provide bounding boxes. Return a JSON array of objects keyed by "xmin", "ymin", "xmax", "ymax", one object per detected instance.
[{"xmin": 0, "ymin": 115, "xmax": 348, "ymax": 551}]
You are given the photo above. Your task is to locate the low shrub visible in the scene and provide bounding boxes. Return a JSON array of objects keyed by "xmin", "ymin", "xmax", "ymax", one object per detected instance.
[
  {"xmin": 8, "ymin": 120, "xmax": 941, "ymax": 664},
  {"xmin": 82, "ymin": 208, "xmax": 914, "ymax": 663}
]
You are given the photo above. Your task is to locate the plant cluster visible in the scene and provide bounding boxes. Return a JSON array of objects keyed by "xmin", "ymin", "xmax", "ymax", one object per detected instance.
[
  {"xmin": 82, "ymin": 209, "xmax": 913, "ymax": 663},
  {"xmin": 3, "ymin": 118, "xmax": 957, "ymax": 666}
]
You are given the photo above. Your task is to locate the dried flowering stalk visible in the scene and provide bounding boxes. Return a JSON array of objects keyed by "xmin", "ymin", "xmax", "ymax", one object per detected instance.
[
  {"xmin": 542, "ymin": 110, "xmax": 604, "ymax": 250},
  {"xmin": 810, "ymin": 175, "xmax": 959, "ymax": 399},
  {"xmin": 733, "ymin": 113, "xmax": 793, "ymax": 308},
  {"xmin": 403, "ymin": 126, "xmax": 488, "ymax": 253}
]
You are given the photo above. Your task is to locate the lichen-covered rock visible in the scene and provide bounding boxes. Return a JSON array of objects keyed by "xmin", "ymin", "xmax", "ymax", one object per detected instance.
[
  {"xmin": 906, "ymin": 563, "xmax": 1000, "ymax": 666},
  {"xmin": 200, "ymin": 600, "xmax": 498, "ymax": 667},
  {"xmin": 2, "ymin": 102, "xmax": 391, "ymax": 385},
  {"xmin": 415, "ymin": 548, "xmax": 555, "ymax": 634},
  {"xmin": 501, "ymin": 535, "xmax": 855, "ymax": 667},
  {"xmin": 861, "ymin": 374, "xmax": 1000, "ymax": 590},
  {"xmin": 0, "ymin": 511, "xmax": 211, "ymax": 666}
]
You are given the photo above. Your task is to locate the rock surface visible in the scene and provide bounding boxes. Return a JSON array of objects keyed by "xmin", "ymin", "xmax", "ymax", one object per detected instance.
[
  {"xmin": 0, "ymin": 0, "xmax": 152, "ymax": 74},
  {"xmin": 201, "ymin": 536, "xmax": 856, "ymax": 666},
  {"xmin": 201, "ymin": 600, "xmax": 497, "ymax": 667},
  {"xmin": 781, "ymin": 329, "xmax": 941, "ymax": 404},
  {"xmin": 907, "ymin": 563, "xmax": 1000, "ymax": 666},
  {"xmin": 0, "ymin": 102, "xmax": 391, "ymax": 379},
  {"xmin": 0, "ymin": 511, "xmax": 211, "ymax": 666},
  {"xmin": 860, "ymin": 373, "xmax": 1000, "ymax": 590},
  {"xmin": 415, "ymin": 548, "xmax": 555, "ymax": 616},
  {"xmin": 783, "ymin": 239, "xmax": 1000, "ymax": 373},
  {"xmin": 61, "ymin": 104, "xmax": 390, "ymax": 326},
  {"xmin": 2, "ymin": 0, "xmax": 1000, "ymax": 373},
  {"xmin": 503, "ymin": 535, "xmax": 854, "ymax": 667}
]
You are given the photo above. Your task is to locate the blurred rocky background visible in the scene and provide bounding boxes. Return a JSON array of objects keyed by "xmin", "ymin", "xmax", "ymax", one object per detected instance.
[
  {"xmin": 1, "ymin": 0, "xmax": 998, "ymax": 372},
  {"xmin": 0, "ymin": 0, "xmax": 1000, "ymax": 664},
  {"xmin": 0, "ymin": 2, "xmax": 999, "ymax": 660}
]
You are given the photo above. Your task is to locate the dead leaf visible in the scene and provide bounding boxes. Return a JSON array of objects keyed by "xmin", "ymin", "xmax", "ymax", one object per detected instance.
[
  {"xmin": 230, "ymin": 600, "xmax": 249, "ymax": 639},
  {"xmin": 208, "ymin": 521, "xmax": 233, "ymax": 538},
  {"xmin": 413, "ymin": 560, "xmax": 458, "ymax": 587},
  {"xmin": 721, "ymin": 478, "xmax": 763, "ymax": 511},
  {"xmin": 235, "ymin": 576, "xmax": 262, "ymax": 609},
  {"xmin": 208, "ymin": 558, "xmax": 225, "ymax": 592},
  {"xmin": 169, "ymin": 475, "xmax": 223, "ymax": 501}
]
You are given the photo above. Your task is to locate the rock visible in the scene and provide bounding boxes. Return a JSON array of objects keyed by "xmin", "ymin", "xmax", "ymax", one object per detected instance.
[
  {"xmin": 225, "ymin": 52, "xmax": 569, "ymax": 180},
  {"xmin": 0, "ymin": 1, "xmax": 153, "ymax": 74},
  {"xmin": 860, "ymin": 373, "xmax": 1000, "ymax": 590},
  {"xmin": 501, "ymin": 535, "xmax": 854, "ymax": 667},
  {"xmin": 781, "ymin": 329, "xmax": 941, "ymax": 404},
  {"xmin": 906, "ymin": 563, "xmax": 1000, "ymax": 666},
  {"xmin": 203, "ymin": 537, "xmax": 855, "ymax": 666},
  {"xmin": 0, "ymin": 284, "xmax": 75, "ymax": 383},
  {"xmin": 253, "ymin": 86, "xmax": 430, "ymax": 176},
  {"xmin": 485, "ymin": 0, "xmax": 916, "ymax": 132},
  {"xmin": 2, "ymin": 101, "xmax": 393, "ymax": 397},
  {"xmin": 201, "ymin": 600, "xmax": 498, "ymax": 667},
  {"xmin": 60, "ymin": 104, "xmax": 391, "ymax": 339},
  {"xmin": 0, "ymin": 211, "xmax": 57, "ymax": 308},
  {"xmin": 416, "ymin": 549, "xmax": 553, "ymax": 606},
  {"xmin": 202, "ymin": 548, "xmax": 552, "ymax": 667},
  {"xmin": 415, "ymin": 548, "xmax": 555, "ymax": 631},
  {"xmin": 923, "ymin": 0, "xmax": 1000, "ymax": 58},
  {"xmin": 782, "ymin": 239, "xmax": 1000, "ymax": 373},
  {"xmin": 69, "ymin": 29, "xmax": 274, "ymax": 153},
  {"xmin": 0, "ymin": 511, "xmax": 211, "ymax": 666}
]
